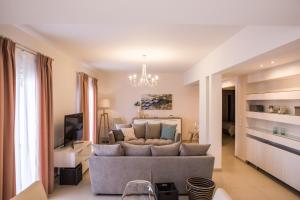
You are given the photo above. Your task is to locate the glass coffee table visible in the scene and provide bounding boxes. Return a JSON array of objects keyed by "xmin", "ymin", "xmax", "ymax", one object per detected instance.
[{"xmin": 122, "ymin": 180, "xmax": 157, "ymax": 200}]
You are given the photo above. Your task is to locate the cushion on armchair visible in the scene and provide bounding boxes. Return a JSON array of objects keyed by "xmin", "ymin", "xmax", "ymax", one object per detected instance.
[
  {"xmin": 151, "ymin": 142, "xmax": 180, "ymax": 156},
  {"xmin": 112, "ymin": 129, "xmax": 124, "ymax": 141},
  {"xmin": 121, "ymin": 143, "xmax": 151, "ymax": 156},
  {"xmin": 93, "ymin": 144, "xmax": 124, "ymax": 156},
  {"xmin": 145, "ymin": 123, "xmax": 161, "ymax": 139},
  {"xmin": 121, "ymin": 127, "xmax": 137, "ymax": 141},
  {"xmin": 160, "ymin": 123, "xmax": 177, "ymax": 140},
  {"xmin": 132, "ymin": 123, "xmax": 146, "ymax": 138},
  {"xmin": 180, "ymin": 143, "xmax": 211, "ymax": 156}
]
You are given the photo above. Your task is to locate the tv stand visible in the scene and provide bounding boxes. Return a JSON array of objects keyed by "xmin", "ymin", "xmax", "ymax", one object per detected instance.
[{"xmin": 54, "ymin": 141, "xmax": 91, "ymax": 184}]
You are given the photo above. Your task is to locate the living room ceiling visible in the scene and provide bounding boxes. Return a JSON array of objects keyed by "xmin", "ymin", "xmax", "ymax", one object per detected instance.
[
  {"xmin": 1, "ymin": 0, "xmax": 300, "ymax": 25},
  {"xmin": 3, "ymin": 0, "xmax": 299, "ymax": 72},
  {"xmin": 23, "ymin": 24, "xmax": 242, "ymax": 72},
  {"xmin": 222, "ymin": 39, "xmax": 300, "ymax": 79}
]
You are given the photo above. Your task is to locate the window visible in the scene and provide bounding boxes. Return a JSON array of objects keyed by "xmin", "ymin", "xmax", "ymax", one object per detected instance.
[
  {"xmin": 14, "ymin": 48, "xmax": 40, "ymax": 193},
  {"xmin": 88, "ymin": 77, "xmax": 95, "ymax": 142}
]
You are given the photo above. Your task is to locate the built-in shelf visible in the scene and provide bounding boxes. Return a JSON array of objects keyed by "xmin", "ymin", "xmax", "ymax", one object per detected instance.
[
  {"xmin": 246, "ymin": 127, "xmax": 300, "ymax": 151},
  {"xmin": 246, "ymin": 111, "xmax": 300, "ymax": 126},
  {"xmin": 246, "ymin": 90, "xmax": 300, "ymax": 101}
]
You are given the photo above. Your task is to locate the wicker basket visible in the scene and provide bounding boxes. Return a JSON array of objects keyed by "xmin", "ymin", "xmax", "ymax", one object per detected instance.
[{"xmin": 186, "ymin": 177, "xmax": 215, "ymax": 200}]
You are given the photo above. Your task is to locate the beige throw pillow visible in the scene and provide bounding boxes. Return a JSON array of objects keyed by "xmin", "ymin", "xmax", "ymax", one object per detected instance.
[{"xmin": 121, "ymin": 127, "xmax": 137, "ymax": 141}]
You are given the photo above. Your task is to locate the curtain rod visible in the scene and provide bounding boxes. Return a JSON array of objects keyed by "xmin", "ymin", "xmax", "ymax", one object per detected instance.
[
  {"xmin": 16, "ymin": 43, "xmax": 54, "ymax": 61},
  {"xmin": 1, "ymin": 35, "xmax": 53, "ymax": 60}
]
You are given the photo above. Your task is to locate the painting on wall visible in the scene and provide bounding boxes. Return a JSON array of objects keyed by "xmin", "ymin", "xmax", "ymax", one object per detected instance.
[{"xmin": 141, "ymin": 94, "xmax": 172, "ymax": 110}]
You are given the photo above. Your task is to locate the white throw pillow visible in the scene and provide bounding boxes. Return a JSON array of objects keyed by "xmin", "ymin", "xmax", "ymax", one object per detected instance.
[{"xmin": 121, "ymin": 127, "xmax": 137, "ymax": 141}]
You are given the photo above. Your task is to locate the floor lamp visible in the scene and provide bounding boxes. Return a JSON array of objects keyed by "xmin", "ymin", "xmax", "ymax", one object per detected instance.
[{"xmin": 99, "ymin": 98, "xmax": 110, "ymax": 143}]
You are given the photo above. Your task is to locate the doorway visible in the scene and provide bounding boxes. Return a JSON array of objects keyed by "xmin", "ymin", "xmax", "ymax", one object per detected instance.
[{"xmin": 222, "ymin": 86, "xmax": 236, "ymax": 155}]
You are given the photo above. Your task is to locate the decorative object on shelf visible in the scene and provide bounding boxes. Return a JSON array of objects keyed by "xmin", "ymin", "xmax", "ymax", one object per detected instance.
[
  {"xmin": 99, "ymin": 98, "xmax": 110, "ymax": 141},
  {"xmin": 141, "ymin": 94, "xmax": 172, "ymax": 110},
  {"xmin": 268, "ymin": 105, "xmax": 274, "ymax": 113},
  {"xmin": 249, "ymin": 105, "xmax": 264, "ymax": 112},
  {"xmin": 128, "ymin": 55, "xmax": 159, "ymax": 87},
  {"xmin": 188, "ymin": 122, "xmax": 199, "ymax": 143},
  {"xmin": 280, "ymin": 128, "xmax": 286, "ymax": 136},
  {"xmin": 134, "ymin": 101, "xmax": 142, "ymax": 117},
  {"xmin": 273, "ymin": 127, "xmax": 278, "ymax": 135},
  {"xmin": 295, "ymin": 106, "xmax": 300, "ymax": 116},
  {"xmin": 278, "ymin": 106, "xmax": 289, "ymax": 114}
]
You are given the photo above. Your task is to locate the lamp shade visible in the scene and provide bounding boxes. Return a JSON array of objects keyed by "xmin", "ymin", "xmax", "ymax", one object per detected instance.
[{"xmin": 100, "ymin": 98, "xmax": 110, "ymax": 108}]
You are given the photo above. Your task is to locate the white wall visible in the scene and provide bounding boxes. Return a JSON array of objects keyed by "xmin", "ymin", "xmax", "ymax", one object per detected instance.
[
  {"xmin": 184, "ymin": 26, "xmax": 300, "ymax": 169},
  {"xmin": 96, "ymin": 71, "xmax": 199, "ymax": 140},
  {"xmin": 0, "ymin": 25, "xmax": 97, "ymax": 147}
]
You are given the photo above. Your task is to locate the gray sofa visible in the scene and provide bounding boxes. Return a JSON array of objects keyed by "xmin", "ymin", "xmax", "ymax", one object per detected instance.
[
  {"xmin": 108, "ymin": 131, "xmax": 181, "ymax": 145},
  {"xmin": 89, "ymin": 155, "xmax": 214, "ymax": 194},
  {"xmin": 108, "ymin": 122, "xmax": 182, "ymax": 145}
]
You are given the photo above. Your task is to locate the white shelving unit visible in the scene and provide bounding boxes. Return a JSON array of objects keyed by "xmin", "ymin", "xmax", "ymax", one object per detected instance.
[
  {"xmin": 246, "ymin": 111, "xmax": 300, "ymax": 126},
  {"xmin": 244, "ymin": 65, "xmax": 300, "ymax": 191},
  {"xmin": 246, "ymin": 90, "xmax": 300, "ymax": 101},
  {"xmin": 246, "ymin": 127, "xmax": 300, "ymax": 151}
]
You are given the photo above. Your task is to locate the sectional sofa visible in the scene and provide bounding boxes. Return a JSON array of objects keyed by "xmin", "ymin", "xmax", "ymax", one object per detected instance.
[{"xmin": 89, "ymin": 143, "xmax": 214, "ymax": 194}]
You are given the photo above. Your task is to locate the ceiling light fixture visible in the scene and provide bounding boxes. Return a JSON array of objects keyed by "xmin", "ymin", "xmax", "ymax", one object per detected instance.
[
  {"xmin": 260, "ymin": 64, "xmax": 264, "ymax": 68},
  {"xmin": 128, "ymin": 55, "xmax": 159, "ymax": 87}
]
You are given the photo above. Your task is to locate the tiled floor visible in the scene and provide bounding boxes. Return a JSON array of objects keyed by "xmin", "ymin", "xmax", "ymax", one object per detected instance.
[{"xmin": 49, "ymin": 135, "xmax": 300, "ymax": 200}]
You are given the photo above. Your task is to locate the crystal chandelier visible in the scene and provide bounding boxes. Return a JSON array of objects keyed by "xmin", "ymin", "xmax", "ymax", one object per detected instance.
[{"xmin": 128, "ymin": 55, "xmax": 159, "ymax": 87}]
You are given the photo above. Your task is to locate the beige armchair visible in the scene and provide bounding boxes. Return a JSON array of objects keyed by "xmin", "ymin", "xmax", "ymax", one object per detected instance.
[{"xmin": 10, "ymin": 181, "xmax": 47, "ymax": 200}]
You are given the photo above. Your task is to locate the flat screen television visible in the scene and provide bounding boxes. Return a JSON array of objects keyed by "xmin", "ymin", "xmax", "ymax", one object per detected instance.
[{"xmin": 64, "ymin": 113, "xmax": 83, "ymax": 147}]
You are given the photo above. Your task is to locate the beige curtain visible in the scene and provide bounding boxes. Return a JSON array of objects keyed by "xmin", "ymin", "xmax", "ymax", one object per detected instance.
[
  {"xmin": 37, "ymin": 54, "xmax": 54, "ymax": 194},
  {"xmin": 78, "ymin": 72, "xmax": 90, "ymax": 141},
  {"xmin": 0, "ymin": 37, "xmax": 16, "ymax": 200},
  {"xmin": 92, "ymin": 78, "xmax": 98, "ymax": 143}
]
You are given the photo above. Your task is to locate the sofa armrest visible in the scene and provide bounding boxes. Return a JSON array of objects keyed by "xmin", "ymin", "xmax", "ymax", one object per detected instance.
[
  {"xmin": 108, "ymin": 131, "xmax": 116, "ymax": 144},
  {"xmin": 175, "ymin": 132, "xmax": 181, "ymax": 142}
]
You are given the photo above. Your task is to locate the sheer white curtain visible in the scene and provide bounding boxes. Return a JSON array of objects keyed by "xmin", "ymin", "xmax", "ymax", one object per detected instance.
[
  {"xmin": 88, "ymin": 77, "xmax": 94, "ymax": 143},
  {"xmin": 14, "ymin": 48, "xmax": 40, "ymax": 194}
]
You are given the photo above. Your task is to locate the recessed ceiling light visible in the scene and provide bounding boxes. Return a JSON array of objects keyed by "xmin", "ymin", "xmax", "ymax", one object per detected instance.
[
  {"xmin": 260, "ymin": 64, "xmax": 264, "ymax": 68},
  {"xmin": 271, "ymin": 60, "xmax": 275, "ymax": 65}
]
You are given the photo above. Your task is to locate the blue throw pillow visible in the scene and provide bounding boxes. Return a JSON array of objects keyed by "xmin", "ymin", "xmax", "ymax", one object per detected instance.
[{"xmin": 160, "ymin": 123, "xmax": 177, "ymax": 140}]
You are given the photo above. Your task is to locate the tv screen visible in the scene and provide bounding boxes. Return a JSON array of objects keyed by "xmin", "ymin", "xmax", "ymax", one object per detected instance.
[{"xmin": 64, "ymin": 113, "xmax": 83, "ymax": 146}]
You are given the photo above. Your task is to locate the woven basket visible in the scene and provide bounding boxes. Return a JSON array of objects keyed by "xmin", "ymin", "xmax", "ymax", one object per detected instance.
[{"xmin": 186, "ymin": 177, "xmax": 215, "ymax": 200}]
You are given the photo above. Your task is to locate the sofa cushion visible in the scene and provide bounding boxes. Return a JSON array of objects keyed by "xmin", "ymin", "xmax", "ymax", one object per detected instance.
[
  {"xmin": 116, "ymin": 124, "xmax": 131, "ymax": 129},
  {"xmin": 145, "ymin": 139, "xmax": 173, "ymax": 146},
  {"xmin": 132, "ymin": 123, "xmax": 146, "ymax": 138},
  {"xmin": 122, "ymin": 143, "xmax": 151, "ymax": 156},
  {"xmin": 112, "ymin": 129, "xmax": 124, "ymax": 141},
  {"xmin": 126, "ymin": 138, "xmax": 145, "ymax": 145},
  {"xmin": 160, "ymin": 123, "xmax": 177, "ymax": 140},
  {"xmin": 121, "ymin": 127, "xmax": 137, "ymax": 141},
  {"xmin": 180, "ymin": 144, "xmax": 211, "ymax": 156},
  {"xmin": 151, "ymin": 142, "xmax": 180, "ymax": 156},
  {"xmin": 145, "ymin": 123, "xmax": 161, "ymax": 139},
  {"xmin": 93, "ymin": 144, "xmax": 123, "ymax": 156}
]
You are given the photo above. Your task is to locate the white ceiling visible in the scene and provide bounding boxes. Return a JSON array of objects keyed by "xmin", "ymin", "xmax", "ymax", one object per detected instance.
[
  {"xmin": 222, "ymin": 39, "xmax": 300, "ymax": 79},
  {"xmin": 1, "ymin": 0, "xmax": 300, "ymax": 25},
  {"xmin": 25, "ymin": 25, "xmax": 242, "ymax": 72},
  {"xmin": 3, "ymin": 0, "xmax": 299, "ymax": 72}
]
